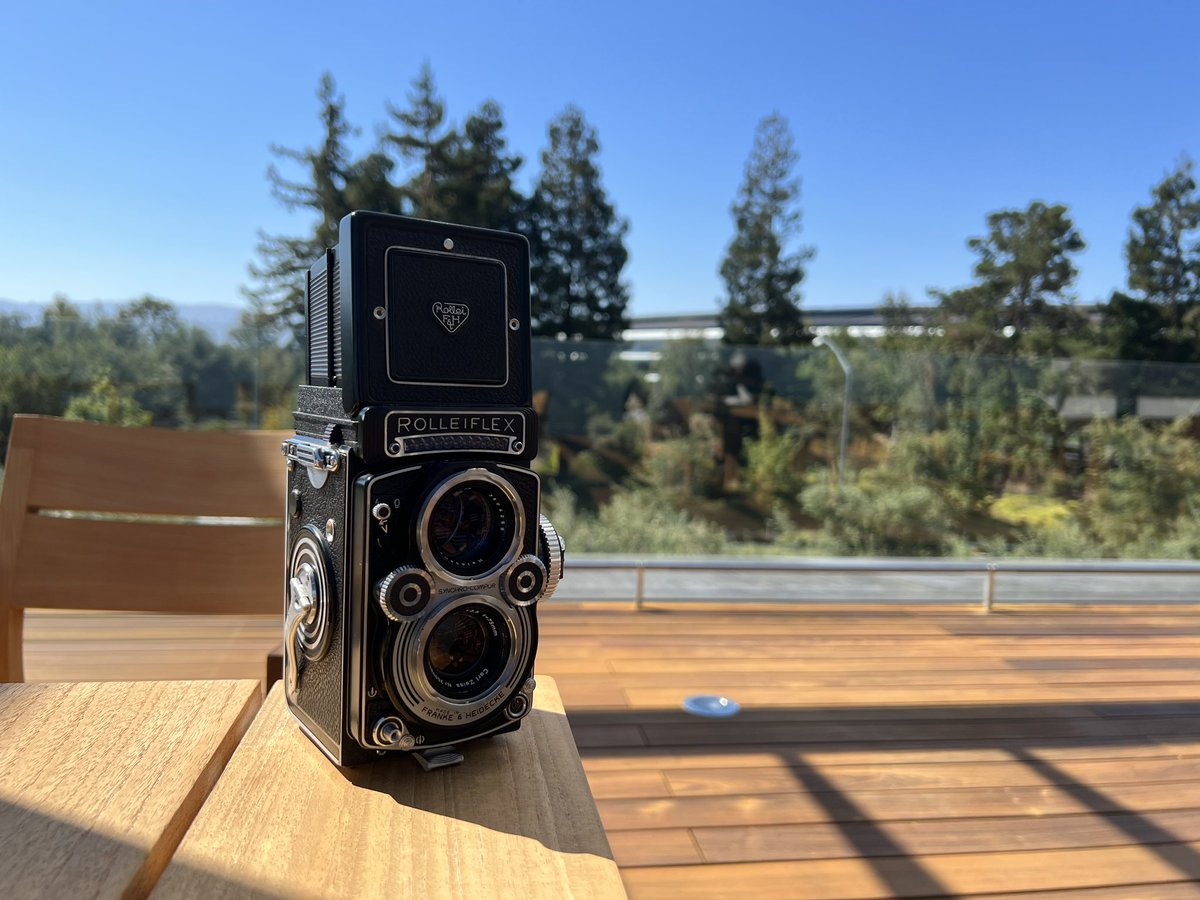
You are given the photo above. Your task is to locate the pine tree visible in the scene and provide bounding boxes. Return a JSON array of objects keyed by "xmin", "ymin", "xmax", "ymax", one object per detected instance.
[
  {"xmin": 437, "ymin": 100, "xmax": 525, "ymax": 231},
  {"xmin": 246, "ymin": 73, "xmax": 396, "ymax": 337},
  {"xmin": 1127, "ymin": 159, "xmax": 1200, "ymax": 313},
  {"xmin": 384, "ymin": 63, "xmax": 451, "ymax": 218},
  {"xmin": 384, "ymin": 68, "xmax": 524, "ymax": 228},
  {"xmin": 718, "ymin": 114, "xmax": 814, "ymax": 346},
  {"xmin": 527, "ymin": 106, "xmax": 630, "ymax": 339},
  {"xmin": 932, "ymin": 202, "xmax": 1087, "ymax": 358},
  {"xmin": 1101, "ymin": 160, "xmax": 1200, "ymax": 365}
]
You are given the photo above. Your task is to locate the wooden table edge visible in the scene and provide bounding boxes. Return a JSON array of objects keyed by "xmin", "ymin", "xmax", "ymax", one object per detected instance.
[{"xmin": 134, "ymin": 679, "xmax": 262, "ymax": 898}]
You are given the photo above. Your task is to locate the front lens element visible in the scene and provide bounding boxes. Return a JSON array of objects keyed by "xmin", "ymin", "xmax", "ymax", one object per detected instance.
[
  {"xmin": 427, "ymin": 609, "xmax": 488, "ymax": 676},
  {"xmin": 427, "ymin": 480, "xmax": 515, "ymax": 577},
  {"xmin": 423, "ymin": 603, "xmax": 512, "ymax": 701}
]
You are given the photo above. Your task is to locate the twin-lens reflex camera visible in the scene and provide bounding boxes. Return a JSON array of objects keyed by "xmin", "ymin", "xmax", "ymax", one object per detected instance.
[{"xmin": 281, "ymin": 211, "xmax": 563, "ymax": 769}]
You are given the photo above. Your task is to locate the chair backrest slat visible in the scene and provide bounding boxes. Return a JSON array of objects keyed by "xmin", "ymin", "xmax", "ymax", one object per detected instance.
[
  {"xmin": 0, "ymin": 416, "xmax": 290, "ymax": 681},
  {"xmin": 13, "ymin": 517, "xmax": 282, "ymax": 614},
  {"xmin": 17, "ymin": 416, "xmax": 285, "ymax": 517}
]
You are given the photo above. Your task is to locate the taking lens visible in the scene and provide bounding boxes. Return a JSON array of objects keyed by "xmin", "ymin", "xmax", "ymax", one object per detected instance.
[
  {"xmin": 423, "ymin": 604, "xmax": 511, "ymax": 700},
  {"xmin": 426, "ymin": 480, "xmax": 516, "ymax": 577}
]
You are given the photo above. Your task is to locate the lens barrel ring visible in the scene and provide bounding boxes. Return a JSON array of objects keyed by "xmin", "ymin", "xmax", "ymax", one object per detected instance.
[
  {"xmin": 501, "ymin": 554, "xmax": 548, "ymax": 607},
  {"xmin": 391, "ymin": 593, "xmax": 533, "ymax": 728},
  {"xmin": 416, "ymin": 468, "xmax": 525, "ymax": 585}
]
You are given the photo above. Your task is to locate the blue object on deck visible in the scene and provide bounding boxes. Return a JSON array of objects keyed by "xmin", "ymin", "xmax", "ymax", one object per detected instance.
[{"xmin": 682, "ymin": 694, "xmax": 741, "ymax": 717}]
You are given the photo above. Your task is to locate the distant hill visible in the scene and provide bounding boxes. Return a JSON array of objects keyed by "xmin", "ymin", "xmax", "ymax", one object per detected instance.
[{"xmin": 0, "ymin": 299, "xmax": 245, "ymax": 342}]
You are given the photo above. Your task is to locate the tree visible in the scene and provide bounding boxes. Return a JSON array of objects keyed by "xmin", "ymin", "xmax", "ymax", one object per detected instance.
[
  {"xmin": 385, "ymin": 63, "xmax": 450, "ymax": 218},
  {"xmin": 718, "ymin": 114, "xmax": 814, "ymax": 346},
  {"xmin": 436, "ymin": 101, "xmax": 525, "ymax": 231},
  {"xmin": 247, "ymin": 73, "xmax": 397, "ymax": 337},
  {"xmin": 384, "ymin": 66, "xmax": 525, "ymax": 229},
  {"xmin": 1127, "ymin": 159, "xmax": 1200, "ymax": 313},
  {"xmin": 527, "ymin": 106, "xmax": 630, "ymax": 339},
  {"xmin": 1101, "ymin": 160, "xmax": 1200, "ymax": 363},
  {"xmin": 932, "ymin": 201, "xmax": 1087, "ymax": 358}
]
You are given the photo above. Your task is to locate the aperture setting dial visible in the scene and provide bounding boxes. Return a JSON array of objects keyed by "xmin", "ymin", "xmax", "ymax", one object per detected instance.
[
  {"xmin": 376, "ymin": 565, "xmax": 435, "ymax": 620},
  {"xmin": 502, "ymin": 554, "xmax": 548, "ymax": 607}
]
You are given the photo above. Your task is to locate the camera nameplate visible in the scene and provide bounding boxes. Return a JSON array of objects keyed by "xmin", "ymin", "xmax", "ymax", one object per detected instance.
[{"xmin": 384, "ymin": 409, "xmax": 527, "ymax": 458}]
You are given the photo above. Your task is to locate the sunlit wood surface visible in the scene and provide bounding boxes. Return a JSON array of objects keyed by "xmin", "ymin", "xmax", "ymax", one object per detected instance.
[
  {"xmin": 22, "ymin": 602, "xmax": 1200, "ymax": 898},
  {"xmin": 153, "ymin": 679, "xmax": 622, "ymax": 899},
  {"xmin": 0, "ymin": 680, "xmax": 260, "ymax": 899}
]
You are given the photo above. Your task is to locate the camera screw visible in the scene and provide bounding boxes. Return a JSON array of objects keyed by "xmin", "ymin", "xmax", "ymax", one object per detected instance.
[
  {"xmin": 524, "ymin": 677, "xmax": 537, "ymax": 694},
  {"xmin": 506, "ymin": 695, "xmax": 531, "ymax": 719},
  {"xmin": 373, "ymin": 306, "xmax": 386, "ymax": 320},
  {"xmin": 509, "ymin": 318, "xmax": 520, "ymax": 331},
  {"xmin": 443, "ymin": 238, "xmax": 455, "ymax": 250},
  {"xmin": 288, "ymin": 488, "xmax": 302, "ymax": 519},
  {"xmin": 512, "ymin": 440, "xmax": 524, "ymax": 453},
  {"xmin": 324, "ymin": 518, "xmax": 336, "ymax": 544},
  {"xmin": 373, "ymin": 716, "xmax": 406, "ymax": 747}
]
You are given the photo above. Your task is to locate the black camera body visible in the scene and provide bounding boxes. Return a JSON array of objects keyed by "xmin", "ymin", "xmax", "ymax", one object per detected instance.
[{"xmin": 282, "ymin": 212, "xmax": 562, "ymax": 768}]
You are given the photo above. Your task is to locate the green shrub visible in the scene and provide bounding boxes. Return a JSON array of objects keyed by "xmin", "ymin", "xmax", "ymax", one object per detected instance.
[
  {"xmin": 1081, "ymin": 418, "xmax": 1200, "ymax": 553},
  {"xmin": 636, "ymin": 435, "xmax": 723, "ymax": 500},
  {"xmin": 545, "ymin": 485, "xmax": 727, "ymax": 554},
  {"xmin": 1011, "ymin": 519, "xmax": 1105, "ymax": 559},
  {"xmin": 743, "ymin": 415, "xmax": 807, "ymax": 507},
  {"xmin": 64, "ymin": 372, "xmax": 152, "ymax": 427},
  {"xmin": 800, "ymin": 468, "xmax": 961, "ymax": 556},
  {"xmin": 990, "ymin": 494, "xmax": 1075, "ymax": 530}
]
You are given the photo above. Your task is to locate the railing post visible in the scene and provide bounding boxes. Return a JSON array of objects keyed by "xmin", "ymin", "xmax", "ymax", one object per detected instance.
[
  {"xmin": 982, "ymin": 564, "xmax": 997, "ymax": 613},
  {"xmin": 635, "ymin": 566, "xmax": 646, "ymax": 612}
]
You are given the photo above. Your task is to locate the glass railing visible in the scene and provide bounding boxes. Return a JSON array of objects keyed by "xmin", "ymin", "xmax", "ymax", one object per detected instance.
[{"xmin": 4, "ymin": 335, "xmax": 1200, "ymax": 560}]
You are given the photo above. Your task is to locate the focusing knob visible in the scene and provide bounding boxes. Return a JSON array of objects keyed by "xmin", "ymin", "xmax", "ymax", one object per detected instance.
[
  {"xmin": 502, "ymin": 554, "xmax": 548, "ymax": 607},
  {"xmin": 538, "ymin": 514, "xmax": 564, "ymax": 601},
  {"xmin": 375, "ymin": 566, "xmax": 434, "ymax": 621}
]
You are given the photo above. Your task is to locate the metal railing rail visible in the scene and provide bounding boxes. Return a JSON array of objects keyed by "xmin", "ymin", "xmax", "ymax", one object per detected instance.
[{"xmin": 563, "ymin": 557, "xmax": 1200, "ymax": 611}]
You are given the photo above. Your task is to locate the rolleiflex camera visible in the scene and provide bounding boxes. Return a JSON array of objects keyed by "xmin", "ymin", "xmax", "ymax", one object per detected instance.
[{"xmin": 281, "ymin": 212, "xmax": 563, "ymax": 769}]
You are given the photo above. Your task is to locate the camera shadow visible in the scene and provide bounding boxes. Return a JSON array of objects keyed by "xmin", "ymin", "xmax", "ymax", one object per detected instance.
[{"xmin": 342, "ymin": 705, "xmax": 614, "ymax": 861}]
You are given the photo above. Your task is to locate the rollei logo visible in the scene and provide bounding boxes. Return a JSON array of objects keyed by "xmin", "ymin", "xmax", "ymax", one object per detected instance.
[
  {"xmin": 392, "ymin": 414, "xmax": 521, "ymax": 436},
  {"xmin": 432, "ymin": 301, "xmax": 469, "ymax": 334}
]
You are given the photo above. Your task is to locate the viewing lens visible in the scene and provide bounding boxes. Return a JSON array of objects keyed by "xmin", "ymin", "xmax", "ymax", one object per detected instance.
[
  {"xmin": 424, "ymin": 604, "xmax": 511, "ymax": 700},
  {"xmin": 426, "ymin": 480, "xmax": 515, "ymax": 577}
]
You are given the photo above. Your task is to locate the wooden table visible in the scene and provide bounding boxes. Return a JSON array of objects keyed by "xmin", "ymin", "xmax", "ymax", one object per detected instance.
[
  {"xmin": 0, "ymin": 680, "xmax": 261, "ymax": 898},
  {"xmin": 0, "ymin": 677, "xmax": 623, "ymax": 899}
]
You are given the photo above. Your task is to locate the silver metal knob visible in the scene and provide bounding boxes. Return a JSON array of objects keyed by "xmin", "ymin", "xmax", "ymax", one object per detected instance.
[
  {"xmin": 373, "ymin": 716, "xmax": 412, "ymax": 748},
  {"xmin": 539, "ymin": 515, "xmax": 564, "ymax": 600},
  {"xmin": 375, "ymin": 566, "xmax": 434, "ymax": 621}
]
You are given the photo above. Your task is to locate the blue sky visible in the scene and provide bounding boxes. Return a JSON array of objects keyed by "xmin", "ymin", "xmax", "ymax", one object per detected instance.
[{"xmin": 2, "ymin": 1, "xmax": 1197, "ymax": 317}]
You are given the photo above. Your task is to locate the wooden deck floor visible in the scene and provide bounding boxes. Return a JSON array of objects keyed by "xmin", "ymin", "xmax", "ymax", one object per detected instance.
[{"xmin": 22, "ymin": 602, "xmax": 1200, "ymax": 899}]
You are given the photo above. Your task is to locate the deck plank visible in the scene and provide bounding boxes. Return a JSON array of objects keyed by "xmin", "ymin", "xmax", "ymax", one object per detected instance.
[{"xmin": 19, "ymin": 602, "xmax": 1200, "ymax": 897}]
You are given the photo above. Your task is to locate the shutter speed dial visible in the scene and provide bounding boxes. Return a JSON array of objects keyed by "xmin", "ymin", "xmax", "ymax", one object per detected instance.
[{"xmin": 375, "ymin": 566, "xmax": 434, "ymax": 620}]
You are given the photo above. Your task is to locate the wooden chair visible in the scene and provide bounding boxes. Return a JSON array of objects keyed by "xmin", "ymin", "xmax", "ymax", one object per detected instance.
[{"xmin": 0, "ymin": 415, "xmax": 287, "ymax": 682}]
